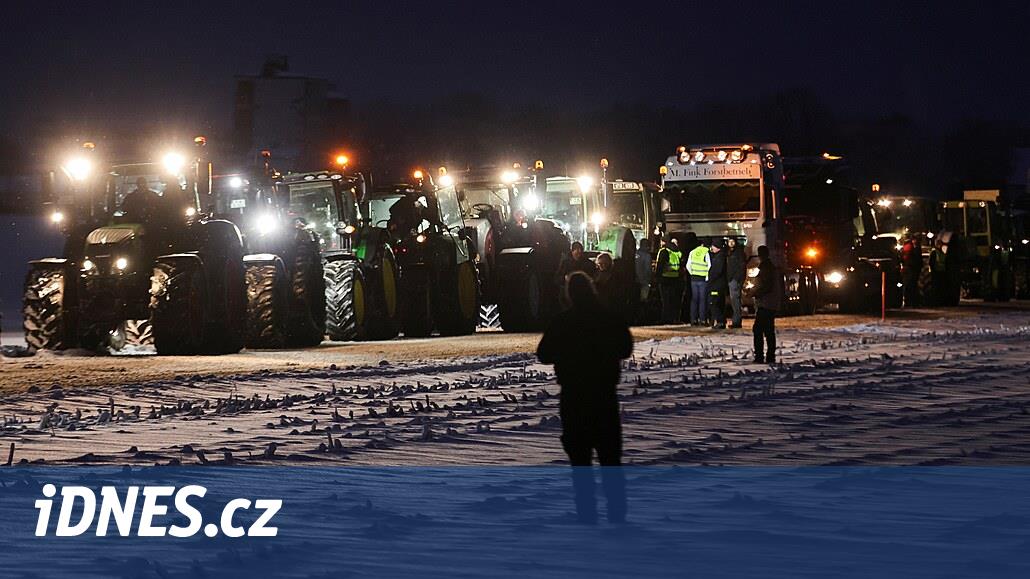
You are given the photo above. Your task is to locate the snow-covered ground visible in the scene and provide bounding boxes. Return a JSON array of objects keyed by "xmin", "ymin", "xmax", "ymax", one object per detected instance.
[{"xmin": 2, "ymin": 307, "xmax": 1029, "ymax": 466}]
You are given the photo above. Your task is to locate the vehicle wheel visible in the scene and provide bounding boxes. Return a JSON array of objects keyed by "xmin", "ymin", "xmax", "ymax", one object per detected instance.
[
  {"xmin": 108, "ymin": 319, "xmax": 153, "ymax": 352},
  {"xmin": 23, "ymin": 262, "xmax": 75, "ymax": 351},
  {"xmin": 479, "ymin": 303, "xmax": 501, "ymax": 329},
  {"xmin": 436, "ymin": 260, "xmax": 479, "ymax": 336},
  {"xmin": 245, "ymin": 260, "xmax": 289, "ymax": 349},
  {"xmin": 204, "ymin": 255, "xmax": 247, "ymax": 354},
  {"xmin": 325, "ymin": 259, "xmax": 367, "ymax": 341},
  {"xmin": 499, "ymin": 268, "xmax": 542, "ymax": 332},
  {"xmin": 285, "ymin": 252, "xmax": 326, "ymax": 347},
  {"xmin": 400, "ymin": 267, "xmax": 432, "ymax": 338},
  {"xmin": 150, "ymin": 259, "xmax": 207, "ymax": 355},
  {"xmin": 362, "ymin": 246, "xmax": 401, "ymax": 340}
]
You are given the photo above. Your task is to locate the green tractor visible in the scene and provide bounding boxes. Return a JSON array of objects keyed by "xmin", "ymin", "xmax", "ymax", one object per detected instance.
[
  {"xmin": 364, "ymin": 172, "xmax": 478, "ymax": 337},
  {"xmin": 211, "ymin": 158, "xmax": 326, "ymax": 349},
  {"xmin": 24, "ymin": 140, "xmax": 247, "ymax": 355},
  {"xmin": 277, "ymin": 169, "xmax": 401, "ymax": 341},
  {"xmin": 938, "ymin": 190, "xmax": 1016, "ymax": 302}
]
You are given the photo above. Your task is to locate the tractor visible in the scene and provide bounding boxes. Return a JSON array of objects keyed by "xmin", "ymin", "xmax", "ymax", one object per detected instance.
[
  {"xmin": 277, "ymin": 169, "xmax": 401, "ymax": 341},
  {"xmin": 365, "ymin": 172, "xmax": 477, "ymax": 337},
  {"xmin": 451, "ymin": 163, "xmax": 570, "ymax": 332},
  {"xmin": 24, "ymin": 139, "xmax": 247, "ymax": 355}
]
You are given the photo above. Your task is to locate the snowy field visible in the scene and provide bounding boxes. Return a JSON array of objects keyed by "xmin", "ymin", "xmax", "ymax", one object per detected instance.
[{"xmin": 2, "ymin": 307, "xmax": 1029, "ymax": 467}]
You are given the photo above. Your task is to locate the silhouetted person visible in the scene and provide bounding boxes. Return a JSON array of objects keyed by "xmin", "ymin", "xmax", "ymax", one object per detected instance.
[
  {"xmin": 901, "ymin": 236, "xmax": 923, "ymax": 307},
  {"xmin": 708, "ymin": 239, "xmax": 728, "ymax": 329},
  {"xmin": 120, "ymin": 176, "xmax": 161, "ymax": 223},
  {"xmin": 634, "ymin": 238, "xmax": 652, "ymax": 304},
  {"xmin": 593, "ymin": 252, "xmax": 615, "ymax": 307},
  {"xmin": 725, "ymin": 238, "xmax": 746, "ymax": 328},
  {"xmin": 557, "ymin": 241, "xmax": 597, "ymax": 281},
  {"xmin": 752, "ymin": 245, "xmax": 782, "ymax": 364},
  {"xmin": 537, "ymin": 272, "xmax": 632, "ymax": 524},
  {"xmin": 655, "ymin": 236, "xmax": 684, "ymax": 323}
]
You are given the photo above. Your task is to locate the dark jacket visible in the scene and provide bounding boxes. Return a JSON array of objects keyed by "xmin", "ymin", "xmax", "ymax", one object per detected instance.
[
  {"xmin": 753, "ymin": 258, "xmax": 783, "ymax": 311},
  {"xmin": 726, "ymin": 247, "xmax": 746, "ymax": 284},
  {"xmin": 707, "ymin": 249, "xmax": 728, "ymax": 291},
  {"xmin": 537, "ymin": 302, "xmax": 633, "ymax": 417},
  {"xmin": 557, "ymin": 255, "xmax": 598, "ymax": 281}
]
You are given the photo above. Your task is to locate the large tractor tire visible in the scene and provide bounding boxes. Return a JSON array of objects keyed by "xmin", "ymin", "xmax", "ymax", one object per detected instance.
[
  {"xmin": 23, "ymin": 262, "xmax": 75, "ymax": 351},
  {"xmin": 435, "ymin": 260, "xmax": 479, "ymax": 336},
  {"xmin": 498, "ymin": 264, "xmax": 544, "ymax": 332},
  {"xmin": 108, "ymin": 319, "xmax": 154, "ymax": 352},
  {"xmin": 287, "ymin": 251, "xmax": 327, "ymax": 347},
  {"xmin": 325, "ymin": 259, "xmax": 367, "ymax": 341},
  {"xmin": 205, "ymin": 254, "xmax": 247, "ymax": 355},
  {"xmin": 400, "ymin": 267, "xmax": 433, "ymax": 338},
  {"xmin": 150, "ymin": 258, "xmax": 208, "ymax": 355},
  {"xmin": 245, "ymin": 260, "xmax": 289, "ymax": 349},
  {"xmin": 362, "ymin": 247, "xmax": 401, "ymax": 341},
  {"xmin": 478, "ymin": 304, "xmax": 502, "ymax": 329}
]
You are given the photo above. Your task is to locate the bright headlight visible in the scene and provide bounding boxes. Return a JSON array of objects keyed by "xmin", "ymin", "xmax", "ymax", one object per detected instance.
[
  {"xmin": 64, "ymin": 157, "xmax": 92, "ymax": 181},
  {"xmin": 500, "ymin": 170, "xmax": 518, "ymax": 184},
  {"xmin": 50, "ymin": 210, "xmax": 65, "ymax": 224},
  {"xmin": 521, "ymin": 192, "xmax": 540, "ymax": 211},
  {"xmin": 416, "ymin": 233, "xmax": 427, "ymax": 243},
  {"xmin": 576, "ymin": 175, "xmax": 594, "ymax": 194},
  {"xmin": 185, "ymin": 206, "xmax": 197, "ymax": 217},
  {"xmin": 825, "ymin": 271, "xmax": 845, "ymax": 284},
  {"xmin": 730, "ymin": 149, "xmax": 744, "ymax": 162},
  {"xmin": 255, "ymin": 213, "xmax": 278, "ymax": 235},
  {"xmin": 590, "ymin": 211, "xmax": 605, "ymax": 227},
  {"xmin": 115, "ymin": 257, "xmax": 129, "ymax": 271},
  {"xmin": 82, "ymin": 259, "xmax": 95, "ymax": 272},
  {"xmin": 717, "ymin": 150, "xmax": 728, "ymax": 162},
  {"xmin": 162, "ymin": 152, "xmax": 186, "ymax": 175},
  {"xmin": 438, "ymin": 174, "xmax": 454, "ymax": 187},
  {"xmin": 229, "ymin": 176, "xmax": 244, "ymax": 188},
  {"xmin": 693, "ymin": 151, "xmax": 706, "ymax": 163}
]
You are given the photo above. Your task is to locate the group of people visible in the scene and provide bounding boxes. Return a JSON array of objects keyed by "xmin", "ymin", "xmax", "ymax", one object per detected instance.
[
  {"xmin": 651, "ymin": 233, "xmax": 748, "ymax": 329},
  {"xmin": 555, "ymin": 241, "xmax": 630, "ymax": 311}
]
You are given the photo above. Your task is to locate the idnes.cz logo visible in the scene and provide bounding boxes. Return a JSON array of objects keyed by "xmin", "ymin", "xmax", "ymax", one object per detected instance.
[{"xmin": 35, "ymin": 484, "xmax": 281, "ymax": 538}]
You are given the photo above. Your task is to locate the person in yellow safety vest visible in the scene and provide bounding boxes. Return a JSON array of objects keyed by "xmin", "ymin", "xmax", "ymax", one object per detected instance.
[
  {"xmin": 687, "ymin": 240, "xmax": 712, "ymax": 326},
  {"xmin": 655, "ymin": 236, "xmax": 684, "ymax": 324}
]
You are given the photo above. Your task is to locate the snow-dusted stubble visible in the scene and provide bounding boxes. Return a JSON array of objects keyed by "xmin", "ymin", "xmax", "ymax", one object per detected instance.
[{"xmin": 34, "ymin": 483, "xmax": 281, "ymax": 538}]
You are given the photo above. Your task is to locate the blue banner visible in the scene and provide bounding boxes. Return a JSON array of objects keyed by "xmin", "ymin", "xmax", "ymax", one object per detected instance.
[{"xmin": 1, "ymin": 467, "xmax": 1028, "ymax": 577}]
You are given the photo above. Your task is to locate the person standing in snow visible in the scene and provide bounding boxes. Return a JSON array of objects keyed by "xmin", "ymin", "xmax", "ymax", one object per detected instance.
[
  {"xmin": 752, "ymin": 245, "xmax": 782, "ymax": 364},
  {"xmin": 725, "ymin": 238, "xmax": 746, "ymax": 328},
  {"xmin": 537, "ymin": 272, "xmax": 632, "ymax": 524},
  {"xmin": 707, "ymin": 239, "xmax": 728, "ymax": 329},
  {"xmin": 655, "ymin": 236, "xmax": 684, "ymax": 323},
  {"xmin": 686, "ymin": 239, "xmax": 712, "ymax": 325}
]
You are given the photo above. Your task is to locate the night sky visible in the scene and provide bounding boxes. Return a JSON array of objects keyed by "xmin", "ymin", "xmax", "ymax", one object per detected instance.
[{"xmin": 0, "ymin": 1, "xmax": 1028, "ymax": 189}]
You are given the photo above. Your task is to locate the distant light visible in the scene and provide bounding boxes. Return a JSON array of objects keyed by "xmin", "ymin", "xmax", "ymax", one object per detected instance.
[
  {"xmin": 500, "ymin": 170, "xmax": 519, "ymax": 184},
  {"xmin": 114, "ymin": 257, "xmax": 129, "ymax": 271},
  {"xmin": 522, "ymin": 192, "xmax": 540, "ymax": 211},
  {"xmin": 50, "ymin": 210, "xmax": 65, "ymax": 224},
  {"xmin": 590, "ymin": 211, "xmax": 605, "ymax": 227},
  {"xmin": 438, "ymin": 174, "xmax": 454, "ymax": 187},
  {"xmin": 600, "ymin": 158, "xmax": 609, "ymax": 169},
  {"xmin": 825, "ymin": 178, "xmax": 833, "ymax": 185},
  {"xmin": 64, "ymin": 157, "xmax": 92, "ymax": 181},
  {"xmin": 871, "ymin": 183, "xmax": 881, "ymax": 193},
  {"xmin": 805, "ymin": 247, "xmax": 818, "ymax": 259},
  {"xmin": 730, "ymin": 149, "xmax": 744, "ymax": 162},
  {"xmin": 926, "ymin": 232, "xmax": 935, "ymax": 239},
  {"xmin": 876, "ymin": 198, "xmax": 892, "ymax": 207},
  {"xmin": 82, "ymin": 259, "xmax": 95, "ymax": 272},
  {"xmin": 335, "ymin": 154, "xmax": 349, "ymax": 166},
  {"xmin": 229, "ymin": 176, "xmax": 244, "ymax": 188},
  {"xmin": 693, "ymin": 151, "xmax": 705, "ymax": 163},
  {"xmin": 413, "ymin": 169, "xmax": 424, "ymax": 180},
  {"xmin": 343, "ymin": 224, "xmax": 356, "ymax": 235},
  {"xmin": 162, "ymin": 152, "xmax": 186, "ymax": 175},
  {"xmin": 902, "ymin": 199, "xmax": 913, "ymax": 207},
  {"xmin": 822, "ymin": 152, "xmax": 842, "ymax": 160},
  {"xmin": 825, "ymin": 271, "xmax": 845, "ymax": 284},
  {"xmin": 576, "ymin": 175, "xmax": 594, "ymax": 193},
  {"xmin": 1022, "ymin": 239, "xmax": 1029, "ymax": 245},
  {"xmin": 185, "ymin": 206, "xmax": 197, "ymax": 217},
  {"xmin": 717, "ymin": 150, "xmax": 728, "ymax": 162},
  {"xmin": 416, "ymin": 233, "xmax": 427, "ymax": 243}
]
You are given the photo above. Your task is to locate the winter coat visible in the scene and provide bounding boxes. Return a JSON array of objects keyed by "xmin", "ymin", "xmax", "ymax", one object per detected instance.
[
  {"xmin": 753, "ymin": 259, "xmax": 783, "ymax": 311},
  {"xmin": 726, "ymin": 247, "xmax": 746, "ymax": 284}
]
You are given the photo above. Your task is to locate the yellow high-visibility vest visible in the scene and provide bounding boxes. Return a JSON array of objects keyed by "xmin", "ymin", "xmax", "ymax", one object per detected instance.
[
  {"xmin": 688, "ymin": 246, "xmax": 711, "ymax": 277},
  {"xmin": 659, "ymin": 248, "xmax": 682, "ymax": 278}
]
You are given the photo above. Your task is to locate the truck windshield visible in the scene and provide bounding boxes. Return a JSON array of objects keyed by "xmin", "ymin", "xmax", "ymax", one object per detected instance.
[
  {"xmin": 365, "ymin": 195, "xmax": 403, "ymax": 227},
  {"xmin": 663, "ymin": 180, "xmax": 760, "ymax": 213},
  {"xmin": 541, "ymin": 183, "xmax": 586, "ymax": 230},
  {"xmin": 872, "ymin": 201, "xmax": 936, "ymax": 236},
  {"xmin": 460, "ymin": 185, "xmax": 511, "ymax": 208}
]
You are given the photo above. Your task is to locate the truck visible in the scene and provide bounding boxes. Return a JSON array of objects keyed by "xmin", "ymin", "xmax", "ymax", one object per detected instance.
[
  {"xmin": 659, "ymin": 143, "xmax": 819, "ymax": 314},
  {"xmin": 24, "ymin": 140, "xmax": 248, "ymax": 355},
  {"xmin": 781, "ymin": 155, "xmax": 902, "ymax": 313}
]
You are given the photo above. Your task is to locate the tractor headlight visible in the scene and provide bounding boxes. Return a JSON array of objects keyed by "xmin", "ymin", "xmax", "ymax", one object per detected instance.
[
  {"xmin": 185, "ymin": 206, "xmax": 197, "ymax": 217},
  {"xmin": 416, "ymin": 233, "xmax": 427, "ymax": 243},
  {"xmin": 50, "ymin": 210, "xmax": 65, "ymax": 224},
  {"xmin": 438, "ymin": 174, "xmax": 454, "ymax": 187},
  {"xmin": 824, "ymin": 271, "xmax": 845, "ymax": 284},
  {"xmin": 229, "ymin": 176, "xmax": 244, "ymax": 188},
  {"xmin": 64, "ymin": 157, "xmax": 92, "ymax": 181},
  {"xmin": 162, "ymin": 152, "xmax": 186, "ymax": 175},
  {"xmin": 577, "ymin": 175, "xmax": 594, "ymax": 194},
  {"xmin": 82, "ymin": 259, "xmax": 95, "ymax": 272},
  {"xmin": 114, "ymin": 257, "xmax": 129, "ymax": 271},
  {"xmin": 521, "ymin": 192, "xmax": 540, "ymax": 211},
  {"xmin": 255, "ymin": 213, "xmax": 278, "ymax": 235},
  {"xmin": 590, "ymin": 211, "xmax": 605, "ymax": 227},
  {"xmin": 500, "ymin": 170, "xmax": 518, "ymax": 184}
]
